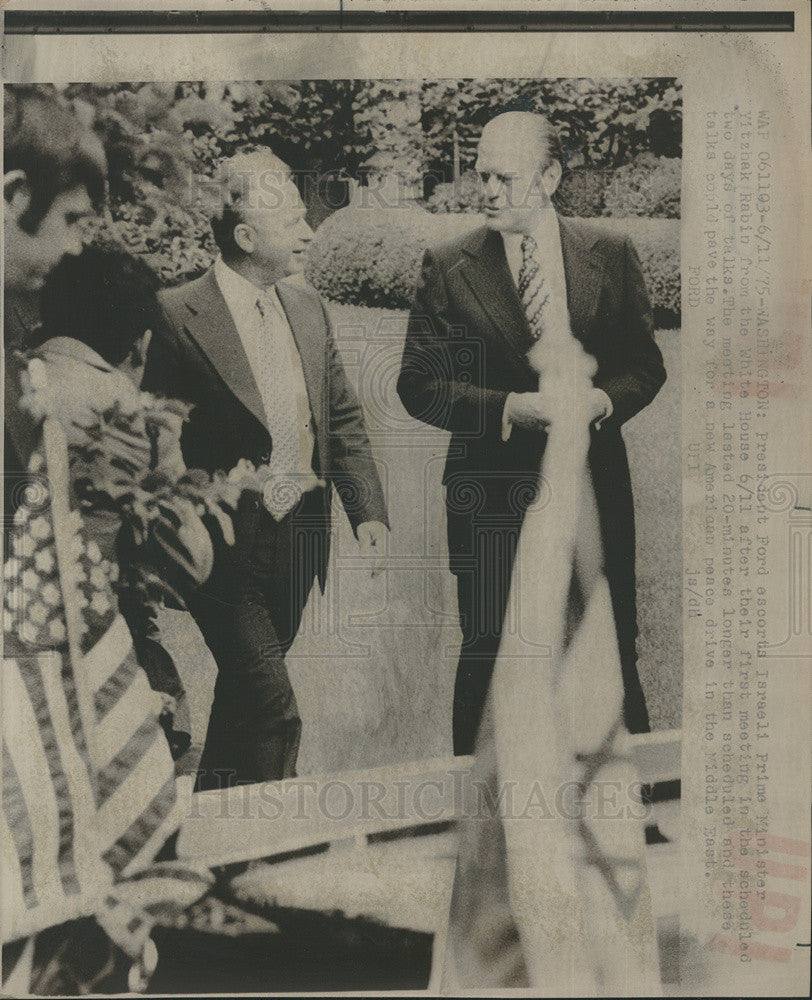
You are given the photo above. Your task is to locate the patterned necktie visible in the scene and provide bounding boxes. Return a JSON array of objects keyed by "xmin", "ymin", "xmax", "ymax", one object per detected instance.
[
  {"xmin": 256, "ymin": 290, "xmax": 304, "ymax": 520},
  {"xmin": 517, "ymin": 234, "xmax": 550, "ymax": 342}
]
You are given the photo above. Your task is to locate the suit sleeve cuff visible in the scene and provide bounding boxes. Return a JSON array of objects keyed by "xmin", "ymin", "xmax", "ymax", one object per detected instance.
[
  {"xmin": 593, "ymin": 388, "xmax": 613, "ymax": 429},
  {"xmin": 502, "ymin": 393, "xmax": 515, "ymax": 442}
]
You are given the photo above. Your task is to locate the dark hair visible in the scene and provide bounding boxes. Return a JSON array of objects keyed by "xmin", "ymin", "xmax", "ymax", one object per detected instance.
[
  {"xmin": 39, "ymin": 245, "xmax": 162, "ymax": 367},
  {"xmin": 208, "ymin": 201, "xmax": 243, "ymax": 262},
  {"xmin": 4, "ymin": 86, "xmax": 107, "ymax": 234}
]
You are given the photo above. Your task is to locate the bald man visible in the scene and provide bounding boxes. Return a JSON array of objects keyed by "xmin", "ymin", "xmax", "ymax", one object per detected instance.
[
  {"xmin": 145, "ymin": 151, "xmax": 389, "ymax": 787},
  {"xmin": 397, "ymin": 112, "xmax": 666, "ymax": 753}
]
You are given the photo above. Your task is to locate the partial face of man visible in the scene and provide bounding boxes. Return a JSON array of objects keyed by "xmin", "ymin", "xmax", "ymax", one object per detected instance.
[
  {"xmin": 4, "ymin": 184, "xmax": 93, "ymax": 294},
  {"xmin": 236, "ymin": 171, "xmax": 314, "ymax": 280},
  {"xmin": 475, "ymin": 120, "xmax": 561, "ymax": 235}
]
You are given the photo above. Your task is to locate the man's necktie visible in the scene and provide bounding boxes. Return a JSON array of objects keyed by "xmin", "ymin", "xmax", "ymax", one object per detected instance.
[
  {"xmin": 256, "ymin": 290, "xmax": 304, "ymax": 520},
  {"xmin": 517, "ymin": 235, "xmax": 550, "ymax": 342}
]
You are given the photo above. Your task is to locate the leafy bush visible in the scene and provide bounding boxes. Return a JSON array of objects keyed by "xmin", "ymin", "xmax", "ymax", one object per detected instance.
[
  {"xmin": 83, "ymin": 203, "xmax": 216, "ymax": 288},
  {"xmin": 553, "ymin": 168, "xmax": 610, "ymax": 218},
  {"xmin": 305, "ymin": 205, "xmax": 479, "ymax": 309},
  {"xmin": 603, "ymin": 154, "xmax": 681, "ymax": 218},
  {"xmin": 425, "ymin": 166, "xmax": 612, "ymax": 217},
  {"xmin": 425, "ymin": 171, "xmax": 482, "ymax": 214},
  {"xmin": 590, "ymin": 217, "xmax": 680, "ymax": 323},
  {"xmin": 425, "ymin": 157, "xmax": 681, "ymax": 219},
  {"xmin": 420, "ymin": 79, "xmax": 681, "ymax": 174},
  {"xmin": 307, "ymin": 206, "xmax": 679, "ymax": 325}
]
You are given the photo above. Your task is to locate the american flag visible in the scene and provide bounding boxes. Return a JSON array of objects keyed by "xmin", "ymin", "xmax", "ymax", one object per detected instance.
[
  {"xmin": 446, "ymin": 325, "xmax": 661, "ymax": 994},
  {"xmin": 2, "ymin": 419, "xmax": 184, "ymax": 943}
]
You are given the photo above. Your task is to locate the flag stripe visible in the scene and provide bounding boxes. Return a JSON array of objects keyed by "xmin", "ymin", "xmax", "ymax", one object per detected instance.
[
  {"xmin": 82, "ymin": 613, "xmax": 132, "ymax": 691},
  {"xmin": 95, "ymin": 657, "xmax": 157, "ymax": 762},
  {"xmin": 16, "ymin": 657, "xmax": 81, "ymax": 897},
  {"xmin": 122, "ymin": 864, "xmax": 210, "ymax": 886},
  {"xmin": 59, "ymin": 650, "xmax": 97, "ymax": 795},
  {"xmin": 94, "ymin": 654, "xmax": 140, "ymax": 722},
  {"xmin": 2, "ymin": 740, "xmax": 38, "ymax": 910},
  {"xmin": 101, "ymin": 776, "xmax": 177, "ymax": 875},
  {"xmin": 96, "ymin": 715, "xmax": 162, "ymax": 806}
]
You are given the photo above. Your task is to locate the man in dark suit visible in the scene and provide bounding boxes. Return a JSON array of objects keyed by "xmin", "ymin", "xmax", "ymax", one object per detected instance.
[
  {"xmin": 146, "ymin": 150, "xmax": 389, "ymax": 788},
  {"xmin": 397, "ymin": 112, "xmax": 666, "ymax": 755}
]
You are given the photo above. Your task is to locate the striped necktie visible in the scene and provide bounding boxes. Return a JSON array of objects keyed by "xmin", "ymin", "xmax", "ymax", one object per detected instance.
[
  {"xmin": 517, "ymin": 234, "xmax": 550, "ymax": 342},
  {"xmin": 256, "ymin": 290, "xmax": 303, "ymax": 520}
]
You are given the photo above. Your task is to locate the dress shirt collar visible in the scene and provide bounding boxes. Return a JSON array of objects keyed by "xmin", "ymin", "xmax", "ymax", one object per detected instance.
[
  {"xmin": 501, "ymin": 207, "xmax": 561, "ymax": 254},
  {"xmin": 213, "ymin": 256, "xmax": 283, "ymax": 328}
]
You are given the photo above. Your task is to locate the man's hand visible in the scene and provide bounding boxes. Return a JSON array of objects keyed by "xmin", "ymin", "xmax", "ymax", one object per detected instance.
[
  {"xmin": 503, "ymin": 387, "xmax": 612, "ymax": 438},
  {"xmin": 357, "ymin": 521, "xmax": 389, "ymax": 578},
  {"xmin": 504, "ymin": 391, "xmax": 556, "ymax": 432},
  {"xmin": 588, "ymin": 387, "xmax": 612, "ymax": 427}
]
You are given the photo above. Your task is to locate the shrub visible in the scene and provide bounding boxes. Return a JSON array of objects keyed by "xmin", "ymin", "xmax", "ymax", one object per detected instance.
[
  {"xmin": 424, "ymin": 167, "xmax": 612, "ymax": 217},
  {"xmin": 603, "ymin": 154, "xmax": 681, "ymax": 218},
  {"xmin": 424, "ymin": 170, "xmax": 482, "ymax": 214},
  {"xmin": 83, "ymin": 201, "xmax": 217, "ymax": 288},
  {"xmin": 305, "ymin": 204, "xmax": 480, "ymax": 310},
  {"xmin": 589, "ymin": 217, "xmax": 680, "ymax": 324},
  {"xmin": 307, "ymin": 206, "xmax": 680, "ymax": 325},
  {"xmin": 425, "ymin": 157, "xmax": 681, "ymax": 220},
  {"xmin": 553, "ymin": 168, "xmax": 610, "ymax": 217}
]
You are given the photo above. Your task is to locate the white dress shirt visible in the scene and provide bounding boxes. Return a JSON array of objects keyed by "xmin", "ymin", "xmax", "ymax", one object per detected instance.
[
  {"xmin": 502, "ymin": 209, "xmax": 570, "ymax": 336},
  {"xmin": 214, "ymin": 256, "xmax": 316, "ymax": 477},
  {"xmin": 500, "ymin": 210, "xmax": 612, "ymax": 440}
]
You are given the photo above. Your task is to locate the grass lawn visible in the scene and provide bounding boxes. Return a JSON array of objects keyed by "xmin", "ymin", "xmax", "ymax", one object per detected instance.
[{"xmin": 161, "ymin": 301, "xmax": 682, "ymax": 776}]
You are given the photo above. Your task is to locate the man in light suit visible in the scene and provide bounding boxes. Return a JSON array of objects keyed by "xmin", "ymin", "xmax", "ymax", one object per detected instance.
[
  {"xmin": 397, "ymin": 112, "xmax": 666, "ymax": 754},
  {"xmin": 146, "ymin": 150, "xmax": 389, "ymax": 788}
]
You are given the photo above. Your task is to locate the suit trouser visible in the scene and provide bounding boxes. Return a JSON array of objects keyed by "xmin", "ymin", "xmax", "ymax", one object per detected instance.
[
  {"xmin": 450, "ymin": 510, "xmax": 650, "ymax": 757},
  {"xmin": 451, "ymin": 520, "xmax": 521, "ymax": 757},
  {"xmin": 190, "ymin": 488, "xmax": 325, "ymax": 791}
]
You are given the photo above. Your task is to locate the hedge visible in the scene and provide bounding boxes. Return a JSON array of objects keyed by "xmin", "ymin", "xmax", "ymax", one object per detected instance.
[
  {"xmin": 304, "ymin": 206, "xmax": 480, "ymax": 312},
  {"xmin": 306, "ymin": 207, "xmax": 680, "ymax": 326},
  {"xmin": 553, "ymin": 168, "xmax": 611, "ymax": 219},
  {"xmin": 602, "ymin": 154, "xmax": 681, "ymax": 219},
  {"xmin": 426, "ymin": 155, "xmax": 681, "ymax": 220}
]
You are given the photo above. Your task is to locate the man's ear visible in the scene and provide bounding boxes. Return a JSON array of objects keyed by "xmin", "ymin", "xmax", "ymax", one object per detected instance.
[
  {"xmin": 542, "ymin": 160, "xmax": 563, "ymax": 199},
  {"xmin": 135, "ymin": 328, "xmax": 153, "ymax": 367},
  {"xmin": 4, "ymin": 170, "xmax": 31, "ymax": 220},
  {"xmin": 121, "ymin": 329, "xmax": 153, "ymax": 387},
  {"xmin": 233, "ymin": 222, "xmax": 254, "ymax": 255}
]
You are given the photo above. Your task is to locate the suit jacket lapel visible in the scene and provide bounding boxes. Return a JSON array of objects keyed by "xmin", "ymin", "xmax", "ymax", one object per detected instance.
[
  {"xmin": 181, "ymin": 269, "xmax": 268, "ymax": 431},
  {"xmin": 558, "ymin": 216, "xmax": 604, "ymax": 340},
  {"xmin": 275, "ymin": 280, "xmax": 326, "ymax": 436},
  {"xmin": 459, "ymin": 227, "xmax": 534, "ymax": 364}
]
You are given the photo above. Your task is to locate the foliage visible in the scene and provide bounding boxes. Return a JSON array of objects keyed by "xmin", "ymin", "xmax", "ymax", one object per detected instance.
[
  {"xmin": 424, "ymin": 170, "xmax": 483, "ymax": 214},
  {"xmin": 553, "ymin": 167, "xmax": 611, "ymax": 218},
  {"xmin": 64, "ymin": 82, "xmax": 301, "ymax": 283},
  {"xmin": 305, "ymin": 205, "xmax": 478, "ymax": 310},
  {"xmin": 351, "ymin": 81, "xmax": 425, "ymax": 184},
  {"xmin": 47, "ymin": 80, "xmax": 681, "ymax": 309},
  {"xmin": 306, "ymin": 206, "xmax": 680, "ymax": 325},
  {"xmin": 602, "ymin": 153, "xmax": 681, "ymax": 219},
  {"xmin": 589, "ymin": 217, "xmax": 681, "ymax": 322},
  {"xmin": 420, "ymin": 78, "xmax": 681, "ymax": 177},
  {"xmin": 426, "ymin": 157, "xmax": 681, "ymax": 219},
  {"xmin": 64, "ymin": 77, "xmax": 680, "ymax": 226}
]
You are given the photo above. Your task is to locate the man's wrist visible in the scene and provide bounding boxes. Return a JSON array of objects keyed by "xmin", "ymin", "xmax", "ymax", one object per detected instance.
[
  {"xmin": 501, "ymin": 393, "xmax": 516, "ymax": 442},
  {"xmin": 593, "ymin": 388, "xmax": 613, "ymax": 429}
]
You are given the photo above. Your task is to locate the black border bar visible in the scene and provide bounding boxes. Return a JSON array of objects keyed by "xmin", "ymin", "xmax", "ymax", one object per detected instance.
[{"xmin": 2, "ymin": 10, "xmax": 795, "ymax": 35}]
